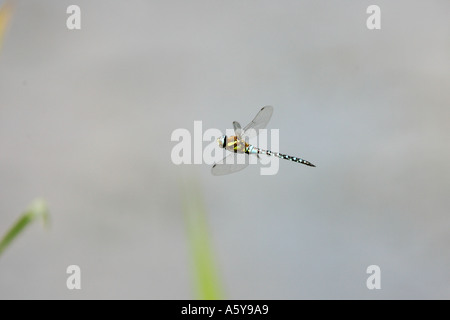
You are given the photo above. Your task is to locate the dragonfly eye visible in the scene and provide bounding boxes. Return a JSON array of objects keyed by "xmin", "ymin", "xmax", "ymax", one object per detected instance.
[{"xmin": 217, "ymin": 135, "xmax": 226, "ymax": 148}]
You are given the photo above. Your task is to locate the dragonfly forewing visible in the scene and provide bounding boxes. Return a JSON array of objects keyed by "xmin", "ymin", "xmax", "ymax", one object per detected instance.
[
  {"xmin": 233, "ymin": 121, "xmax": 243, "ymax": 139},
  {"xmin": 242, "ymin": 105, "xmax": 273, "ymax": 140}
]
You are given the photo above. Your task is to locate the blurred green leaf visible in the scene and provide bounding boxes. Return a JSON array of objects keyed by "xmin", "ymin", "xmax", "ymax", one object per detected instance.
[
  {"xmin": 181, "ymin": 176, "xmax": 223, "ymax": 300},
  {"xmin": 0, "ymin": 1, "xmax": 13, "ymax": 52},
  {"xmin": 0, "ymin": 198, "xmax": 50, "ymax": 258}
]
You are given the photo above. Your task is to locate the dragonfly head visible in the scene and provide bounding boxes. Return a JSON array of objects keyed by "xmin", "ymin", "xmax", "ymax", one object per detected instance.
[{"xmin": 217, "ymin": 135, "xmax": 226, "ymax": 148}]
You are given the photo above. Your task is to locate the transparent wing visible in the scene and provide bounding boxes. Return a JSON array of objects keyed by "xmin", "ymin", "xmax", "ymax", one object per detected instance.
[
  {"xmin": 242, "ymin": 106, "xmax": 274, "ymax": 140},
  {"xmin": 211, "ymin": 153, "xmax": 249, "ymax": 176},
  {"xmin": 233, "ymin": 121, "xmax": 242, "ymax": 138}
]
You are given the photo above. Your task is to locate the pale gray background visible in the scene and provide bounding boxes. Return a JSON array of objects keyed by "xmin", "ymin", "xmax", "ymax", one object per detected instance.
[{"xmin": 0, "ymin": 0, "xmax": 449, "ymax": 299}]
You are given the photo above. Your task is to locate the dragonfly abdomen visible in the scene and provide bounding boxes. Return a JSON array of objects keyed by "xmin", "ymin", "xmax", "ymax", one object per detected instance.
[{"xmin": 255, "ymin": 147, "xmax": 316, "ymax": 167}]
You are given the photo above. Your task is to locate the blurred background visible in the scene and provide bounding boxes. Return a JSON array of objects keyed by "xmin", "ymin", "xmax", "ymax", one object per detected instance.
[{"xmin": 0, "ymin": 0, "xmax": 449, "ymax": 299}]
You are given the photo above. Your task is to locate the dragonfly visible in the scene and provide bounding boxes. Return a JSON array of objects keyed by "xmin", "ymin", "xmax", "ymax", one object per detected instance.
[{"xmin": 212, "ymin": 106, "xmax": 315, "ymax": 175}]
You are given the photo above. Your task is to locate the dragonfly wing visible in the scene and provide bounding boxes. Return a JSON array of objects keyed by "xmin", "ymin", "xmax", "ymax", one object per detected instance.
[
  {"xmin": 233, "ymin": 121, "xmax": 243, "ymax": 138},
  {"xmin": 211, "ymin": 153, "xmax": 249, "ymax": 176},
  {"xmin": 242, "ymin": 106, "xmax": 274, "ymax": 140}
]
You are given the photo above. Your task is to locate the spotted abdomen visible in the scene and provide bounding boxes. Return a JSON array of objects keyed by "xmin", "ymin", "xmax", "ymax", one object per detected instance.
[{"xmin": 255, "ymin": 148, "xmax": 316, "ymax": 167}]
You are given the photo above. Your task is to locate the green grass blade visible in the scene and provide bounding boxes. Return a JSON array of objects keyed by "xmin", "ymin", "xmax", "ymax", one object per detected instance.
[
  {"xmin": 0, "ymin": 198, "xmax": 50, "ymax": 257},
  {"xmin": 181, "ymin": 176, "xmax": 223, "ymax": 300}
]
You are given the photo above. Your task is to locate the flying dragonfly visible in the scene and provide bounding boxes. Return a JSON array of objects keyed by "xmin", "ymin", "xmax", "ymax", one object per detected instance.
[{"xmin": 212, "ymin": 106, "xmax": 315, "ymax": 176}]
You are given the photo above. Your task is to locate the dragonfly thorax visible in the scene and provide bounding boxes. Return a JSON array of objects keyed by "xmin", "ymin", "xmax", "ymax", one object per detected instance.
[{"xmin": 222, "ymin": 135, "xmax": 251, "ymax": 154}]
